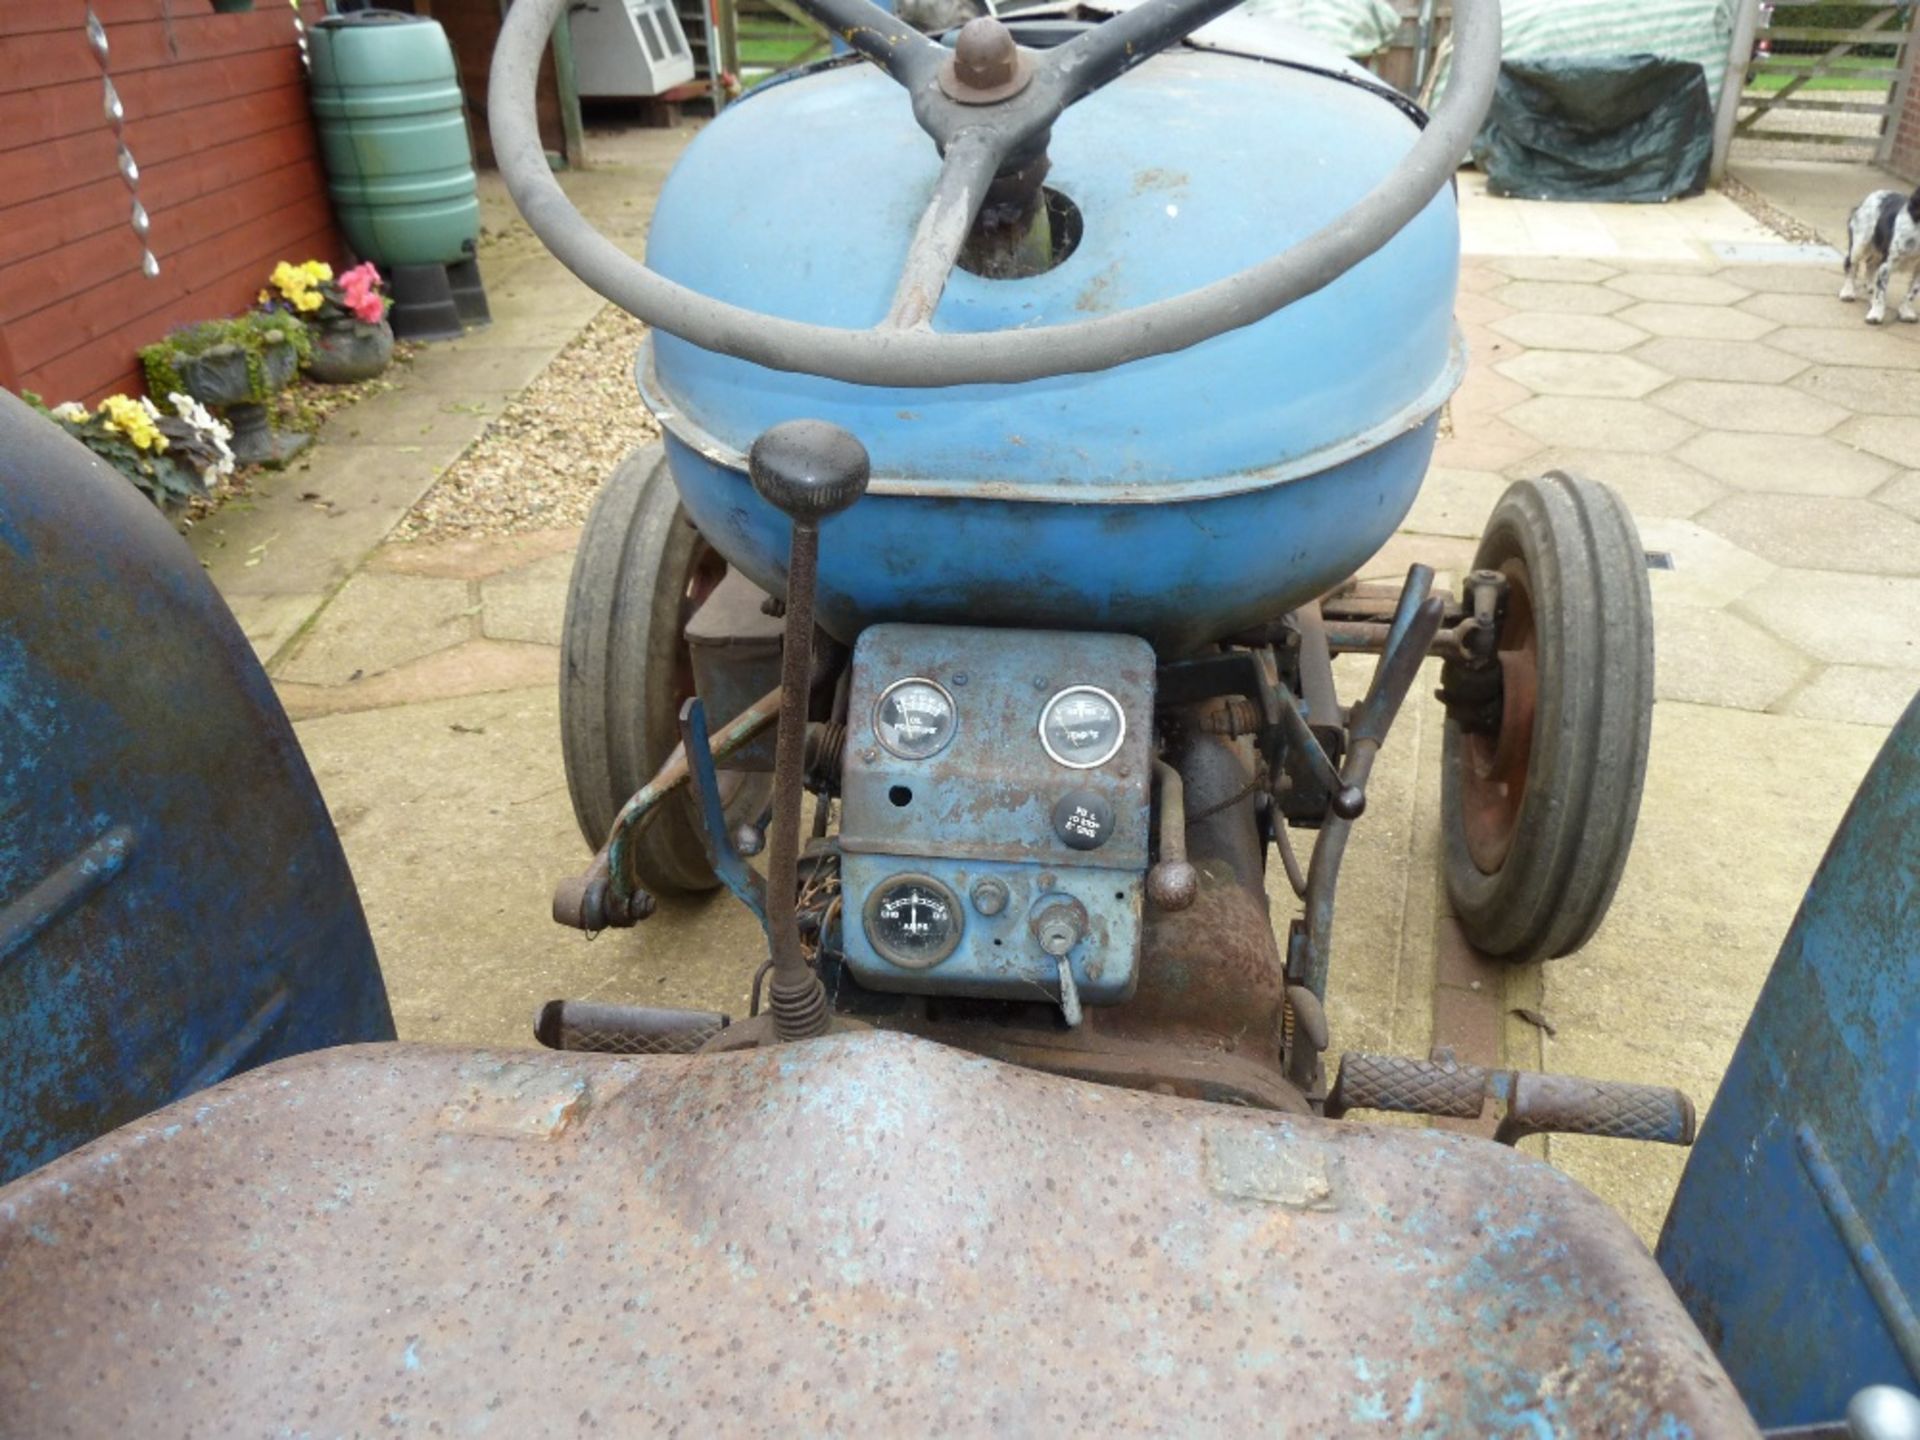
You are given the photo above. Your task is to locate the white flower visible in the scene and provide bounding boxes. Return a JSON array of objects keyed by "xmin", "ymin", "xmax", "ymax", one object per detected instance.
[
  {"xmin": 169, "ymin": 391, "xmax": 237, "ymax": 484},
  {"xmin": 50, "ymin": 401, "xmax": 87, "ymax": 422}
]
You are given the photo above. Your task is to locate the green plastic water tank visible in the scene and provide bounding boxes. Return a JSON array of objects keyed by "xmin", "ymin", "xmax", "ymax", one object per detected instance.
[{"xmin": 308, "ymin": 11, "xmax": 480, "ymax": 268}]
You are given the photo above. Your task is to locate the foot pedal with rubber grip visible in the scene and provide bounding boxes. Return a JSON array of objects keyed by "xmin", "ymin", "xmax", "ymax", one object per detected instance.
[
  {"xmin": 535, "ymin": 1000, "xmax": 729, "ymax": 1056},
  {"xmin": 1326, "ymin": 1051, "xmax": 1695, "ymax": 1146}
]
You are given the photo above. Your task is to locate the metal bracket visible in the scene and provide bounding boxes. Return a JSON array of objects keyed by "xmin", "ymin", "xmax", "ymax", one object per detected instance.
[{"xmin": 679, "ymin": 696, "xmax": 770, "ymax": 931}]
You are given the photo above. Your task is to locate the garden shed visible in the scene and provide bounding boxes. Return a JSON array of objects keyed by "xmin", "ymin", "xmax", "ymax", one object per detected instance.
[{"xmin": 0, "ymin": 1, "xmax": 340, "ymax": 406}]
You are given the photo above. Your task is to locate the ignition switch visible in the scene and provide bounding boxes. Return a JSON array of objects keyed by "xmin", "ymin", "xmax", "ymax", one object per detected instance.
[{"xmin": 1029, "ymin": 895, "xmax": 1089, "ymax": 1029}]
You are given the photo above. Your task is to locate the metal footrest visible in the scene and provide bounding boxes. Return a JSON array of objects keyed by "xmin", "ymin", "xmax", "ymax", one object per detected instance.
[
  {"xmin": 1326, "ymin": 1051, "xmax": 1696, "ymax": 1147},
  {"xmin": 535, "ymin": 1000, "xmax": 730, "ymax": 1056}
]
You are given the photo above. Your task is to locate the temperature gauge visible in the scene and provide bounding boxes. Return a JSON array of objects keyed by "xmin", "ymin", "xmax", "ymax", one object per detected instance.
[
  {"xmin": 873, "ymin": 677, "xmax": 958, "ymax": 760},
  {"xmin": 1039, "ymin": 685, "xmax": 1126, "ymax": 769},
  {"xmin": 864, "ymin": 873, "xmax": 963, "ymax": 969}
]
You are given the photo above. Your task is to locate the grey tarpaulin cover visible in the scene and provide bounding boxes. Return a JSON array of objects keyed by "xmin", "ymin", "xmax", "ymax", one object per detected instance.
[{"xmin": 1470, "ymin": 57, "xmax": 1715, "ymax": 203}]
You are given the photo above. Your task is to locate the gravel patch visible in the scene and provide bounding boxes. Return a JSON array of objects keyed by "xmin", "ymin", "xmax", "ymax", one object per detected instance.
[
  {"xmin": 399, "ymin": 306, "xmax": 660, "ymax": 541},
  {"xmin": 1718, "ymin": 174, "xmax": 1832, "ymax": 247}
]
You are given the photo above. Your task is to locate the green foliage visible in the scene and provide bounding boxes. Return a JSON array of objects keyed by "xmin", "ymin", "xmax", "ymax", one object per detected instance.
[{"xmin": 139, "ymin": 312, "xmax": 312, "ymax": 406}]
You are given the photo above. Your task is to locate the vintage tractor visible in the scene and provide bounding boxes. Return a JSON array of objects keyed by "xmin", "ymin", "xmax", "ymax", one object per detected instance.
[
  {"xmin": 535, "ymin": 0, "xmax": 1659, "ymax": 1130},
  {"xmin": 4, "ymin": 0, "xmax": 1917, "ymax": 1432}
]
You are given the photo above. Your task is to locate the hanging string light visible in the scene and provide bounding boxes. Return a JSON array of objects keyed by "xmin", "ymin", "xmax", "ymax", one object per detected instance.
[
  {"xmin": 291, "ymin": 0, "xmax": 309, "ymax": 70},
  {"xmin": 85, "ymin": 5, "xmax": 160, "ymax": 280}
]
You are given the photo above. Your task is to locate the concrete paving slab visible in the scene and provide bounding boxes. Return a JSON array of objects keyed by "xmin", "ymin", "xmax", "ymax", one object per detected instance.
[
  {"xmin": 1763, "ymin": 325, "xmax": 1920, "ymax": 367},
  {"xmin": 1539, "ymin": 701, "xmax": 1889, "ymax": 1242},
  {"xmin": 1728, "ymin": 261, "xmax": 1854, "ymax": 296},
  {"xmin": 1503, "ymin": 448, "xmax": 1727, "ymax": 521},
  {"xmin": 1780, "ymin": 665, "xmax": 1920, "ymax": 726},
  {"xmin": 480, "ymin": 552, "xmax": 575, "ymax": 647},
  {"xmin": 319, "ymin": 385, "xmax": 507, "ymax": 451},
  {"xmin": 1493, "ymin": 350, "xmax": 1669, "ymax": 399},
  {"xmin": 1736, "ymin": 568, "xmax": 1920, "ymax": 669},
  {"xmin": 1504, "ymin": 395, "xmax": 1698, "ymax": 453},
  {"xmin": 1487, "ymin": 256, "xmax": 1621, "ymax": 282},
  {"xmin": 402, "ymin": 344, "xmax": 568, "ymax": 395},
  {"xmin": 1616, "ymin": 301, "xmax": 1779, "ymax": 342},
  {"xmin": 296, "ymin": 687, "xmax": 764, "ymax": 1046},
  {"xmin": 1791, "ymin": 364, "xmax": 1920, "ymax": 416},
  {"xmin": 277, "ymin": 638, "xmax": 557, "ymax": 722},
  {"xmin": 1729, "ymin": 158, "xmax": 1902, "ymax": 250},
  {"xmin": 1650, "ymin": 601, "xmax": 1813, "ymax": 711},
  {"xmin": 224, "ymin": 591, "xmax": 325, "ymax": 667},
  {"xmin": 1832, "ymin": 413, "xmax": 1920, "ymax": 468},
  {"xmin": 1489, "ymin": 280, "xmax": 1634, "ymax": 315},
  {"xmin": 1674, "ymin": 431, "xmax": 1895, "ymax": 497},
  {"xmin": 1431, "ymin": 414, "xmax": 1543, "ymax": 472},
  {"xmin": 370, "ymin": 527, "xmax": 582, "ymax": 581},
  {"xmin": 1605, "ymin": 272, "xmax": 1751, "ymax": 305},
  {"xmin": 1490, "ymin": 311, "xmax": 1649, "ymax": 352},
  {"xmin": 1738, "ymin": 290, "xmax": 1881, "ymax": 330},
  {"xmin": 1699, "ymin": 492, "xmax": 1920, "ymax": 575},
  {"xmin": 1876, "ymin": 471, "xmax": 1920, "ymax": 520},
  {"xmin": 277, "ymin": 572, "xmax": 477, "ymax": 685},
  {"xmin": 1636, "ymin": 518, "xmax": 1777, "ymax": 609},
  {"xmin": 1630, "ymin": 335, "xmax": 1810, "ymax": 384},
  {"xmin": 1651, "ymin": 379, "xmax": 1847, "ymax": 436},
  {"xmin": 195, "ymin": 443, "xmax": 451, "ymax": 598},
  {"xmin": 1401, "ymin": 466, "xmax": 1510, "ymax": 539}
]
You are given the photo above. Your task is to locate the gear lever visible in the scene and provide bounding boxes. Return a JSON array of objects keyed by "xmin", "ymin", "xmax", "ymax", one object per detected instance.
[{"xmin": 747, "ymin": 420, "xmax": 870, "ymax": 1041}]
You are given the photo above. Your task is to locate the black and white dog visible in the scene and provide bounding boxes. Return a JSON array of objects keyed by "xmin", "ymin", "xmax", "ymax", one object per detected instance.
[{"xmin": 1841, "ymin": 188, "xmax": 1920, "ymax": 324}]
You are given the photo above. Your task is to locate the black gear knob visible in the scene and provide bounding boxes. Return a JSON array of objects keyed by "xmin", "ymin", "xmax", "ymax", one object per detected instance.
[{"xmin": 747, "ymin": 420, "xmax": 870, "ymax": 525}]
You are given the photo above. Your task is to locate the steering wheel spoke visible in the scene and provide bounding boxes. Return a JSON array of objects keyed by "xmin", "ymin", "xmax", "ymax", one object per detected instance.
[
  {"xmin": 882, "ymin": 129, "xmax": 1006, "ymax": 331},
  {"xmin": 783, "ymin": 0, "xmax": 945, "ymax": 88},
  {"xmin": 1045, "ymin": 0, "xmax": 1251, "ymax": 103}
]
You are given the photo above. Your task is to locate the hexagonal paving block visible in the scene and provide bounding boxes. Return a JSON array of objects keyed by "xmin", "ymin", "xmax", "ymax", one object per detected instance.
[
  {"xmin": 1832, "ymin": 414, "xmax": 1920, "ymax": 469},
  {"xmin": 1699, "ymin": 493, "xmax": 1920, "ymax": 575},
  {"xmin": 1490, "ymin": 256, "xmax": 1619, "ymax": 283},
  {"xmin": 1736, "ymin": 569, "xmax": 1920, "ymax": 669},
  {"xmin": 1616, "ymin": 302, "xmax": 1777, "ymax": 342},
  {"xmin": 1501, "ymin": 448, "xmax": 1726, "ymax": 520},
  {"xmin": 1489, "ymin": 312, "xmax": 1649, "ymax": 353},
  {"xmin": 1876, "ymin": 471, "xmax": 1920, "ymax": 521},
  {"xmin": 1737, "ymin": 291, "xmax": 1870, "ymax": 330},
  {"xmin": 1674, "ymin": 432, "xmax": 1893, "ymax": 497},
  {"xmin": 1651, "ymin": 601, "xmax": 1811, "ymax": 712},
  {"xmin": 1450, "ymin": 366, "xmax": 1531, "ymax": 419},
  {"xmin": 278, "ymin": 572, "xmax": 477, "ymax": 687},
  {"xmin": 1763, "ymin": 326, "xmax": 1915, "ymax": 367},
  {"xmin": 1503, "ymin": 396, "xmax": 1697, "ymax": 454},
  {"xmin": 1650, "ymin": 379, "xmax": 1847, "ymax": 437},
  {"xmin": 1727, "ymin": 263, "xmax": 1850, "ymax": 297},
  {"xmin": 1489, "ymin": 281, "xmax": 1634, "ymax": 316},
  {"xmin": 1636, "ymin": 517, "xmax": 1776, "ymax": 608},
  {"xmin": 1780, "ymin": 665, "xmax": 1920, "ymax": 726},
  {"xmin": 1493, "ymin": 351, "xmax": 1669, "ymax": 399},
  {"xmin": 1401, "ymin": 467, "xmax": 1511, "ymax": 539},
  {"xmin": 1629, "ymin": 336, "xmax": 1809, "ymax": 385},
  {"xmin": 1792, "ymin": 365, "xmax": 1920, "ymax": 417},
  {"xmin": 1606, "ymin": 272, "xmax": 1751, "ymax": 306},
  {"xmin": 1434, "ymin": 413, "xmax": 1547, "ymax": 473}
]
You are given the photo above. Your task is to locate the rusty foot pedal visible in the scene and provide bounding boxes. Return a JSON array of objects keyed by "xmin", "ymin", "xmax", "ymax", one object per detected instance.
[
  {"xmin": 1325, "ymin": 1052, "xmax": 1696, "ymax": 1146},
  {"xmin": 535, "ymin": 1000, "xmax": 729, "ymax": 1056}
]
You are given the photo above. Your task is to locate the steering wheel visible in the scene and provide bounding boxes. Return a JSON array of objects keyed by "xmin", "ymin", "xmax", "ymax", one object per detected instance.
[{"xmin": 491, "ymin": 0, "xmax": 1499, "ymax": 387}]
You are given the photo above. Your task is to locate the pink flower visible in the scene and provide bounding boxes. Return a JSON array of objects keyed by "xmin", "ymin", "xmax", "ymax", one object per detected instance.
[{"xmin": 338, "ymin": 262, "xmax": 387, "ymax": 324}]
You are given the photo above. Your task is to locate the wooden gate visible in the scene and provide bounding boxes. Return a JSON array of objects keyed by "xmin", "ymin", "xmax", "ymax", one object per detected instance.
[{"xmin": 1734, "ymin": 0, "xmax": 1920, "ymax": 159}]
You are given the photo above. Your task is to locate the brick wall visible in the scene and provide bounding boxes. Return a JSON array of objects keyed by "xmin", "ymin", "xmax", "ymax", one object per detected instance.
[
  {"xmin": 0, "ymin": 0, "xmax": 341, "ymax": 405},
  {"xmin": 1887, "ymin": 55, "xmax": 1920, "ymax": 181}
]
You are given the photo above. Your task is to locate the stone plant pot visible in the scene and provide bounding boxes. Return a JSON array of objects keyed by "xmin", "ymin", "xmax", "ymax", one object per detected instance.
[
  {"xmin": 174, "ymin": 340, "xmax": 306, "ymax": 467},
  {"xmin": 305, "ymin": 316, "xmax": 395, "ymax": 385}
]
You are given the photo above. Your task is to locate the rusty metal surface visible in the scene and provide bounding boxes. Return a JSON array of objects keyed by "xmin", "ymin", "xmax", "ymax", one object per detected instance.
[{"xmin": 0, "ymin": 1033, "xmax": 1755, "ymax": 1436}]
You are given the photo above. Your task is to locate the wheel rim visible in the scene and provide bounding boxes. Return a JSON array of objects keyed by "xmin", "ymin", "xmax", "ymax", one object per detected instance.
[
  {"xmin": 671, "ymin": 537, "xmax": 727, "ymax": 714},
  {"xmin": 1460, "ymin": 559, "xmax": 1537, "ymax": 875}
]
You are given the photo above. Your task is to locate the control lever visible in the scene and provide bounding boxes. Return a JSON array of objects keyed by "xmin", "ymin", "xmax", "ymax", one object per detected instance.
[{"xmin": 748, "ymin": 420, "xmax": 870, "ymax": 1042}]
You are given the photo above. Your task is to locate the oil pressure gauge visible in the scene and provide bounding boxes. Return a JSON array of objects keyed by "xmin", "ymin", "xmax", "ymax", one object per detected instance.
[
  {"xmin": 873, "ymin": 677, "xmax": 957, "ymax": 760},
  {"xmin": 1040, "ymin": 685, "xmax": 1126, "ymax": 769},
  {"xmin": 864, "ymin": 873, "xmax": 963, "ymax": 969}
]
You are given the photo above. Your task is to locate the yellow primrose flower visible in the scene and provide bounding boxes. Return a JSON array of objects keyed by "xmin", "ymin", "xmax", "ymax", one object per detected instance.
[
  {"xmin": 296, "ymin": 289, "xmax": 323, "ymax": 312},
  {"xmin": 97, "ymin": 394, "xmax": 167, "ymax": 452},
  {"xmin": 299, "ymin": 259, "xmax": 333, "ymax": 284}
]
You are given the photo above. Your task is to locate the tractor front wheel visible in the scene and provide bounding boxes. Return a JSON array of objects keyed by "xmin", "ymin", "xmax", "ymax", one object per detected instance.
[
  {"xmin": 1440, "ymin": 471, "xmax": 1654, "ymax": 963},
  {"xmin": 559, "ymin": 445, "xmax": 771, "ymax": 895}
]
